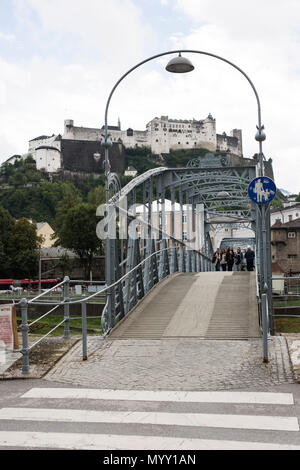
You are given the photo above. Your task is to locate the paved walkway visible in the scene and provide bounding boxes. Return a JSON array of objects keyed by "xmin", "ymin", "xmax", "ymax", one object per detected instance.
[
  {"xmin": 110, "ymin": 272, "xmax": 260, "ymax": 340},
  {"xmin": 44, "ymin": 273, "xmax": 294, "ymax": 390},
  {"xmin": 45, "ymin": 336, "xmax": 294, "ymax": 390}
]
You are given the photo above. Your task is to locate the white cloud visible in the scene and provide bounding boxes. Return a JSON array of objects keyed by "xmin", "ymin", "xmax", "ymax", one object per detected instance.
[
  {"xmin": 1, "ymin": 0, "xmax": 299, "ymax": 194},
  {"xmin": 25, "ymin": 0, "xmax": 154, "ymax": 67},
  {"xmin": 0, "ymin": 32, "xmax": 16, "ymax": 41},
  {"xmin": 0, "ymin": 0, "xmax": 157, "ymax": 162},
  {"xmin": 168, "ymin": 0, "xmax": 300, "ymax": 192}
]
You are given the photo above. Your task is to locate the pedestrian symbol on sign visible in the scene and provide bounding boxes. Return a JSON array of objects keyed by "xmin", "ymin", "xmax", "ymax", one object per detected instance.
[{"xmin": 248, "ymin": 177, "xmax": 276, "ymax": 205}]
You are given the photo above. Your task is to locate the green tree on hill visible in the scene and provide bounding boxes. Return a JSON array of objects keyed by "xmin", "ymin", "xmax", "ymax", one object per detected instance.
[
  {"xmin": 55, "ymin": 203, "xmax": 103, "ymax": 279},
  {"xmin": 87, "ymin": 185, "xmax": 106, "ymax": 207},
  {"xmin": 54, "ymin": 184, "xmax": 83, "ymax": 232},
  {"xmin": 0, "ymin": 207, "xmax": 15, "ymax": 277},
  {"xmin": 0, "ymin": 208, "xmax": 41, "ymax": 278},
  {"xmin": 6, "ymin": 218, "xmax": 41, "ymax": 278}
]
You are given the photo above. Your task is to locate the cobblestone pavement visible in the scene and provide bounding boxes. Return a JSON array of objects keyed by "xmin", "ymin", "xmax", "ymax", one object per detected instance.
[{"xmin": 45, "ymin": 336, "xmax": 295, "ymax": 391}]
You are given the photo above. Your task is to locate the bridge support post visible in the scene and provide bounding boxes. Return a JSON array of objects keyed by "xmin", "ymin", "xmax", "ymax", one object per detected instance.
[
  {"xmin": 170, "ymin": 187, "xmax": 177, "ymax": 274},
  {"xmin": 262, "ymin": 292, "xmax": 269, "ymax": 362},
  {"xmin": 265, "ymin": 206, "xmax": 273, "ymax": 334},
  {"xmin": 20, "ymin": 298, "xmax": 30, "ymax": 375},
  {"xmin": 179, "ymin": 186, "xmax": 185, "ymax": 272},
  {"xmin": 63, "ymin": 276, "xmax": 70, "ymax": 339}
]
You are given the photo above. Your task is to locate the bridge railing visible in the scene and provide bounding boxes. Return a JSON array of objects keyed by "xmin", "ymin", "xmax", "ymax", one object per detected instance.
[
  {"xmin": 16, "ymin": 239, "xmax": 213, "ymax": 374},
  {"xmin": 272, "ymin": 276, "xmax": 300, "ymax": 328}
]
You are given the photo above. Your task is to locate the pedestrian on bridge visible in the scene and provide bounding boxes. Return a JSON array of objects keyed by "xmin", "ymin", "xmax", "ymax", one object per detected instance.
[
  {"xmin": 212, "ymin": 248, "xmax": 221, "ymax": 271},
  {"xmin": 226, "ymin": 246, "xmax": 235, "ymax": 272},
  {"xmin": 235, "ymin": 247, "xmax": 243, "ymax": 271},
  {"xmin": 220, "ymin": 248, "xmax": 227, "ymax": 271},
  {"xmin": 245, "ymin": 246, "xmax": 255, "ymax": 271}
]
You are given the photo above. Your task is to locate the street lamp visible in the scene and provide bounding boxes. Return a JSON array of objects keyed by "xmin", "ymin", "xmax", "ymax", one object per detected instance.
[
  {"xmin": 102, "ymin": 49, "xmax": 267, "ymax": 331},
  {"xmin": 165, "ymin": 53, "xmax": 194, "ymax": 73}
]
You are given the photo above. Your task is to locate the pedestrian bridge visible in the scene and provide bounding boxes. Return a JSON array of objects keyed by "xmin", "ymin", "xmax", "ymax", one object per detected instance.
[{"xmin": 110, "ymin": 272, "xmax": 260, "ymax": 340}]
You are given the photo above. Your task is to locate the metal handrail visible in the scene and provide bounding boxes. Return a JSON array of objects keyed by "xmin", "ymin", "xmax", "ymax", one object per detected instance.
[
  {"xmin": 272, "ymin": 276, "xmax": 300, "ymax": 280},
  {"xmin": 26, "ymin": 304, "xmax": 60, "ymax": 328},
  {"xmin": 18, "ymin": 242, "xmax": 212, "ymax": 373},
  {"xmin": 28, "ymin": 279, "xmax": 66, "ymax": 304},
  {"xmin": 28, "ymin": 319, "xmax": 66, "ymax": 350},
  {"xmin": 28, "ymin": 245, "xmax": 208, "ymax": 306}
]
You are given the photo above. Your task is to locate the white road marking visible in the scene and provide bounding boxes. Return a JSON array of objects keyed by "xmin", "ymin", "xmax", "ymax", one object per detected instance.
[
  {"xmin": 0, "ymin": 408, "xmax": 299, "ymax": 432},
  {"xmin": 0, "ymin": 431, "xmax": 299, "ymax": 450},
  {"xmin": 21, "ymin": 388, "xmax": 295, "ymax": 405}
]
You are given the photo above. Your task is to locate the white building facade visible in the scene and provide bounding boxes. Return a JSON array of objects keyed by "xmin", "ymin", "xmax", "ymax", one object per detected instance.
[
  {"xmin": 3, "ymin": 114, "xmax": 243, "ymax": 174},
  {"xmin": 271, "ymin": 203, "xmax": 300, "ymax": 226},
  {"xmin": 62, "ymin": 115, "xmax": 242, "ymax": 156}
]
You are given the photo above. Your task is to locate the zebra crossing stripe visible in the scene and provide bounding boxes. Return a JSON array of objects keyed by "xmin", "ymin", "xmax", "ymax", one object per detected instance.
[
  {"xmin": 21, "ymin": 388, "xmax": 294, "ymax": 405},
  {"xmin": 0, "ymin": 431, "xmax": 299, "ymax": 450},
  {"xmin": 0, "ymin": 408, "xmax": 298, "ymax": 432}
]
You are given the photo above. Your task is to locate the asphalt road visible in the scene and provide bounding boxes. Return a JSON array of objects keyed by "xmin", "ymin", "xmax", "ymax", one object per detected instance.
[{"xmin": 0, "ymin": 379, "xmax": 299, "ymax": 450}]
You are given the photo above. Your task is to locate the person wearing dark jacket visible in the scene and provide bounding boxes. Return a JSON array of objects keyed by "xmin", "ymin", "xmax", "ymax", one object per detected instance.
[
  {"xmin": 226, "ymin": 246, "xmax": 235, "ymax": 272},
  {"xmin": 212, "ymin": 248, "xmax": 221, "ymax": 271},
  {"xmin": 245, "ymin": 246, "xmax": 255, "ymax": 271},
  {"xmin": 235, "ymin": 247, "xmax": 243, "ymax": 271}
]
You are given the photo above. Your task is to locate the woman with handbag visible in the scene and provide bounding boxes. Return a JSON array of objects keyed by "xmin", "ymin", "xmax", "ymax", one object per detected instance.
[
  {"xmin": 220, "ymin": 248, "xmax": 227, "ymax": 271},
  {"xmin": 212, "ymin": 248, "xmax": 221, "ymax": 271},
  {"xmin": 235, "ymin": 247, "xmax": 243, "ymax": 271}
]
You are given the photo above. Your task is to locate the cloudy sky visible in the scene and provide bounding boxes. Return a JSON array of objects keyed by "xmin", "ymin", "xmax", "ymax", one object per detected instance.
[{"xmin": 0, "ymin": 0, "xmax": 299, "ymax": 192}]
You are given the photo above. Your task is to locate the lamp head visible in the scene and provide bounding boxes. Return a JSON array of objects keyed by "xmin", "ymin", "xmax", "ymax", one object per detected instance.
[
  {"xmin": 166, "ymin": 53, "xmax": 195, "ymax": 73},
  {"xmin": 255, "ymin": 125, "xmax": 266, "ymax": 142}
]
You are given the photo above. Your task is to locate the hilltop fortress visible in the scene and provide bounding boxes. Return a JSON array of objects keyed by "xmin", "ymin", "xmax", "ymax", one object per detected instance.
[
  {"xmin": 4, "ymin": 115, "xmax": 243, "ymax": 175},
  {"xmin": 59, "ymin": 114, "xmax": 243, "ymax": 157}
]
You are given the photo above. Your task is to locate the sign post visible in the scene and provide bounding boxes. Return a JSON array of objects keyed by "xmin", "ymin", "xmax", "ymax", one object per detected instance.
[
  {"xmin": 0, "ymin": 304, "xmax": 19, "ymax": 351},
  {"xmin": 248, "ymin": 176, "xmax": 277, "ymax": 363}
]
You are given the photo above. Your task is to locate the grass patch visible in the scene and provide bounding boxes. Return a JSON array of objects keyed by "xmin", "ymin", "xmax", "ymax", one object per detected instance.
[
  {"xmin": 273, "ymin": 300, "xmax": 300, "ymax": 308},
  {"xmin": 17, "ymin": 313, "xmax": 102, "ymax": 337},
  {"xmin": 274, "ymin": 317, "xmax": 300, "ymax": 333}
]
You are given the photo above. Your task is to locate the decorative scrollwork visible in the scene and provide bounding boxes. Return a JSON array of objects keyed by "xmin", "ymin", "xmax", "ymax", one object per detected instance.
[
  {"xmin": 101, "ymin": 300, "xmax": 109, "ymax": 334},
  {"xmin": 108, "ymin": 173, "xmax": 122, "ymax": 201},
  {"xmin": 187, "ymin": 152, "xmax": 231, "ymax": 168}
]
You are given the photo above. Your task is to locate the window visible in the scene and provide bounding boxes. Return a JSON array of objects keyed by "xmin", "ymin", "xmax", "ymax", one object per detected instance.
[
  {"xmin": 288, "ymin": 232, "xmax": 296, "ymax": 238},
  {"xmin": 288, "ymin": 254, "xmax": 297, "ymax": 259},
  {"xmin": 183, "ymin": 232, "xmax": 188, "ymax": 241},
  {"xmin": 289, "ymin": 215, "xmax": 293, "ymax": 221}
]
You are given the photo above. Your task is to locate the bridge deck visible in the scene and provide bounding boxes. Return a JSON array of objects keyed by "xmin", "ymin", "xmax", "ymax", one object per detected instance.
[{"xmin": 110, "ymin": 272, "xmax": 261, "ymax": 340}]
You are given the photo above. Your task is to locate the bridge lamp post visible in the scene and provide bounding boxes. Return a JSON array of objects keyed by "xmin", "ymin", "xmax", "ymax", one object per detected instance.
[{"xmin": 102, "ymin": 50, "xmax": 267, "ymax": 331}]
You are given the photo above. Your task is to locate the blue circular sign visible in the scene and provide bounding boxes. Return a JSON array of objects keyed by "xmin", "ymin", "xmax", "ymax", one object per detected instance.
[{"xmin": 248, "ymin": 177, "xmax": 277, "ymax": 205}]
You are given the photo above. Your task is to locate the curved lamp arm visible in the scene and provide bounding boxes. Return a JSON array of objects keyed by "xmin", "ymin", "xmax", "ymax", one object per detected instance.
[{"xmin": 103, "ymin": 49, "xmax": 265, "ymax": 175}]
